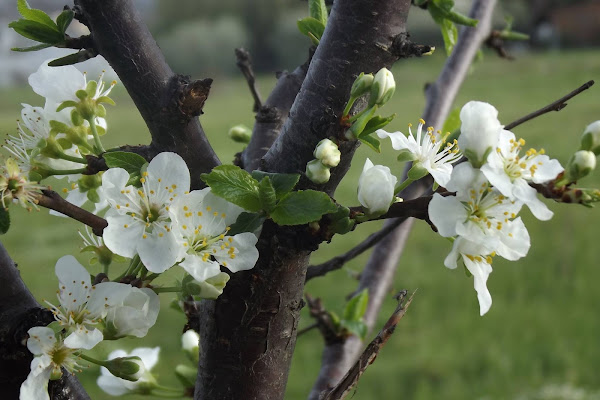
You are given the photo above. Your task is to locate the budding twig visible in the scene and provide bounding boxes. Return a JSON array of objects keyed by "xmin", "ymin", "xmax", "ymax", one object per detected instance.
[
  {"xmin": 320, "ymin": 290, "xmax": 415, "ymax": 400},
  {"xmin": 235, "ymin": 48, "xmax": 263, "ymax": 112},
  {"xmin": 505, "ymin": 80, "xmax": 595, "ymax": 131},
  {"xmin": 37, "ymin": 190, "xmax": 107, "ymax": 236}
]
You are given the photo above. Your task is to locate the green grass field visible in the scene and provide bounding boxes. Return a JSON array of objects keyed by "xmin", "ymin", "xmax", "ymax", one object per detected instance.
[{"xmin": 1, "ymin": 49, "xmax": 600, "ymax": 399}]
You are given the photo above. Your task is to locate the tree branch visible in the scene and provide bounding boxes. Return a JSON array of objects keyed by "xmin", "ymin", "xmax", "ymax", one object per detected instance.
[
  {"xmin": 504, "ymin": 80, "xmax": 595, "ymax": 131},
  {"xmin": 321, "ymin": 291, "xmax": 415, "ymax": 400},
  {"xmin": 37, "ymin": 190, "xmax": 107, "ymax": 236},
  {"xmin": 308, "ymin": 1, "xmax": 498, "ymax": 397},
  {"xmin": 73, "ymin": 0, "xmax": 220, "ymax": 189},
  {"xmin": 0, "ymin": 241, "xmax": 90, "ymax": 399}
]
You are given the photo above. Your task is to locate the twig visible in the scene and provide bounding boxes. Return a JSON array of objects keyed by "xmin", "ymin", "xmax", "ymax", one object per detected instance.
[
  {"xmin": 321, "ymin": 290, "xmax": 415, "ymax": 400},
  {"xmin": 37, "ymin": 190, "xmax": 107, "ymax": 236},
  {"xmin": 298, "ymin": 322, "xmax": 319, "ymax": 337},
  {"xmin": 305, "ymin": 293, "xmax": 342, "ymax": 344},
  {"xmin": 306, "ymin": 218, "xmax": 406, "ymax": 281},
  {"xmin": 505, "ymin": 80, "xmax": 595, "ymax": 131},
  {"xmin": 235, "ymin": 48, "xmax": 263, "ymax": 112},
  {"xmin": 485, "ymin": 30, "xmax": 514, "ymax": 60}
]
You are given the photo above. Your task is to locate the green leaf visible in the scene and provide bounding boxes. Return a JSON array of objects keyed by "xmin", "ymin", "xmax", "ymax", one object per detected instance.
[
  {"xmin": 270, "ymin": 190, "xmax": 336, "ymax": 226},
  {"xmin": 297, "ymin": 17, "xmax": 325, "ymax": 42},
  {"xmin": 343, "ymin": 289, "xmax": 369, "ymax": 321},
  {"xmin": 201, "ymin": 165, "xmax": 262, "ymax": 212},
  {"xmin": 340, "ymin": 320, "xmax": 367, "ymax": 339},
  {"xmin": 360, "ymin": 114, "xmax": 396, "ymax": 137},
  {"xmin": 326, "ymin": 205, "xmax": 355, "ymax": 236},
  {"xmin": 258, "ymin": 177, "xmax": 277, "ymax": 213},
  {"xmin": 8, "ymin": 19, "xmax": 64, "ymax": 44},
  {"xmin": 0, "ymin": 207, "xmax": 10, "ymax": 235},
  {"xmin": 56, "ymin": 9, "xmax": 74, "ymax": 34},
  {"xmin": 126, "ymin": 171, "xmax": 142, "ymax": 188},
  {"xmin": 443, "ymin": 9, "xmax": 478, "ymax": 27},
  {"xmin": 358, "ymin": 134, "xmax": 381, "ymax": 153},
  {"xmin": 17, "ymin": 0, "xmax": 58, "ymax": 30},
  {"xmin": 11, "ymin": 43, "xmax": 52, "ymax": 52},
  {"xmin": 309, "ymin": 0, "xmax": 328, "ymax": 26},
  {"xmin": 48, "ymin": 50, "xmax": 95, "ymax": 67},
  {"xmin": 349, "ymin": 105, "xmax": 378, "ymax": 137},
  {"xmin": 103, "ymin": 151, "xmax": 148, "ymax": 173},
  {"xmin": 228, "ymin": 212, "xmax": 266, "ymax": 236},
  {"xmin": 442, "ymin": 107, "xmax": 461, "ymax": 135},
  {"xmin": 251, "ymin": 171, "xmax": 300, "ymax": 198}
]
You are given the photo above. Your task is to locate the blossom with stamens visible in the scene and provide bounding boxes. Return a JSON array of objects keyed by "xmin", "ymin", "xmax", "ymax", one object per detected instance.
[
  {"xmin": 377, "ymin": 119, "xmax": 461, "ymax": 187},
  {"xmin": 20, "ymin": 327, "xmax": 86, "ymax": 400},
  {"xmin": 444, "ymin": 237, "xmax": 495, "ymax": 316},
  {"xmin": 0, "ymin": 158, "xmax": 45, "ymax": 210},
  {"xmin": 171, "ymin": 188, "xmax": 259, "ymax": 283},
  {"xmin": 101, "ymin": 152, "xmax": 190, "ymax": 272},
  {"xmin": 429, "ymin": 162, "xmax": 530, "ymax": 261},
  {"xmin": 481, "ymin": 129, "xmax": 563, "ymax": 221}
]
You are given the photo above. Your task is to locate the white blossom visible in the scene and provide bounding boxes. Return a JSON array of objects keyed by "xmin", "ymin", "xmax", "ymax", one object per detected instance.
[
  {"xmin": 481, "ymin": 130, "xmax": 563, "ymax": 220},
  {"xmin": 20, "ymin": 327, "xmax": 84, "ymax": 400},
  {"xmin": 97, "ymin": 347, "xmax": 159, "ymax": 396},
  {"xmin": 377, "ymin": 119, "xmax": 461, "ymax": 186},
  {"xmin": 444, "ymin": 238, "xmax": 494, "ymax": 316},
  {"xmin": 171, "ymin": 188, "xmax": 259, "ymax": 283},
  {"xmin": 306, "ymin": 159, "xmax": 331, "ymax": 184},
  {"xmin": 458, "ymin": 101, "xmax": 503, "ymax": 167},
  {"xmin": 429, "ymin": 162, "xmax": 530, "ymax": 261},
  {"xmin": 314, "ymin": 139, "xmax": 341, "ymax": 168},
  {"xmin": 102, "ymin": 152, "xmax": 190, "ymax": 272},
  {"xmin": 357, "ymin": 158, "xmax": 397, "ymax": 216}
]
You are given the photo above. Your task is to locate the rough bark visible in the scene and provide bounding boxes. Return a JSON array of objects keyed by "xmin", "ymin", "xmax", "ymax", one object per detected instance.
[
  {"xmin": 0, "ymin": 241, "xmax": 90, "ymax": 399},
  {"xmin": 74, "ymin": 0, "xmax": 220, "ymax": 189},
  {"xmin": 308, "ymin": 1, "xmax": 498, "ymax": 397},
  {"xmin": 195, "ymin": 1, "xmax": 413, "ymax": 399}
]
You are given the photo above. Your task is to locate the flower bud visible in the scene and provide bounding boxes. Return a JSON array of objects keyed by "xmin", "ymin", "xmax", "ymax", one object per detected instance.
[
  {"xmin": 314, "ymin": 139, "xmax": 341, "ymax": 167},
  {"xmin": 580, "ymin": 121, "xmax": 600, "ymax": 155},
  {"xmin": 181, "ymin": 329, "xmax": 200, "ymax": 363},
  {"xmin": 190, "ymin": 272, "xmax": 230, "ymax": 299},
  {"xmin": 350, "ymin": 72, "xmax": 374, "ymax": 98},
  {"xmin": 567, "ymin": 150, "xmax": 596, "ymax": 181},
  {"xmin": 103, "ymin": 356, "xmax": 146, "ymax": 382},
  {"xmin": 228, "ymin": 124, "xmax": 252, "ymax": 144},
  {"xmin": 458, "ymin": 101, "xmax": 502, "ymax": 168},
  {"xmin": 357, "ymin": 158, "xmax": 397, "ymax": 216},
  {"xmin": 369, "ymin": 68, "xmax": 395, "ymax": 107},
  {"xmin": 306, "ymin": 159, "xmax": 331, "ymax": 184}
]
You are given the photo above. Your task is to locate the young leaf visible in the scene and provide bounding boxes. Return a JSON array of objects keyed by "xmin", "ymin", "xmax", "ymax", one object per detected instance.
[
  {"xmin": 297, "ymin": 17, "xmax": 325, "ymax": 42},
  {"xmin": 8, "ymin": 19, "xmax": 64, "ymax": 44},
  {"xmin": 270, "ymin": 190, "xmax": 337, "ymax": 226},
  {"xmin": 340, "ymin": 320, "xmax": 368, "ymax": 339},
  {"xmin": 251, "ymin": 171, "xmax": 300, "ymax": 198},
  {"xmin": 17, "ymin": 0, "xmax": 58, "ymax": 30},
  {"xmin": 308, "ymin": 0, "xmax": 328, "ymax": 26},
  {"xmin": 11, "ymin": 43, "xmax": 52, "ymax": 52},
  {"xmin": 360, "ymin": 114, "xmax": 397, "ymax": 137},
  {"xmin": 48, "ymin": 51, "xmax": 95, "ymax": 67},
  {"xmin": 358, "ymin": 133, "xmax": 381, "ymax": 153},
  {"xmin": 228, "ymin": 212, "xmax": 267, "ymax": 236},
  {"xmin": 343, "ymin": 289, "xmax": 369, "ymax": 322},
  {"xmin": 0, "ymin": 207, "xmax": 10, "ymax": 235},
  {"xmin": 56, "ymin": 9, "xmax": 74, "ymax": 34},
  {"xmin": 201, "ymin": 165, "xmax": 262, "ymax": 212},
  {"xmin": 103, "ymin": 151, "xmax": 148, "ymax": 173},
  {"xmin": 258, "ymin": 177, "xmax": 277, "ymax": 213}
]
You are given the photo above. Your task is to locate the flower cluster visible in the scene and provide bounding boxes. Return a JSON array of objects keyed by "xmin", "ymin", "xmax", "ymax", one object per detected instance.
[
  {"xmin": 429, "ymin": 101, "xmax": 564, "ymax": 315},
  {"xmin": 102, "ymin": 151, "xmax": 260, "ymax": 280}
]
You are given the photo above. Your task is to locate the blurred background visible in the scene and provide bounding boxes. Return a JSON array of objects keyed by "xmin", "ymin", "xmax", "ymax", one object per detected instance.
[{"xmin": 1, "ymin": 1, "xmax": 600, "ymax": 399}]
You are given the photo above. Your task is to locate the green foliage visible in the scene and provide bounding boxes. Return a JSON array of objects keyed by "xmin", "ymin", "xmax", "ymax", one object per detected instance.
[
  {"xmin": 325, "ymin": 205, "xmax": 355, "ymax": 237},
  {"xmin": 251, "ymin": 171, "xmax": 300, "ymax": 198},
  {"xmin": 308, "ymin": 0, "xmax": 328, "ymax": 26},
  {"xmin": 427, "ymin": 0, "xmax": 478, "ymax": 55},
  {"xmin": 343, "ymin": 288, "xmax": 369, "ymax": 322},
  {"xmin": 201, "ymin": 165, "xmax": 262, "ymax": 212},
  {"xmin": 9, "ymin": 0, "xmax": 75, "ymax": 51},
  {"xmin": 228, "ymin": 212, "xmax": 267, "ymax": 236},
  {"xmin": 297, "ymin": 17, "xmax": 325, "ymax": 46},
  {"xmin": 270, "ymin": 190, "xmax": 337, "ymax": 226},
  {"xmin": 258, "ymin": 176, "xmax": 277, "ymax": 213},
  {"xmin": 103, "ymin": 152, "xmax": 148, "ymax": 173}
]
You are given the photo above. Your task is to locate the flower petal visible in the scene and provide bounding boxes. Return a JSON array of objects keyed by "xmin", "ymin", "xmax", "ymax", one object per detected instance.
[
  {"xmin": 180, "ymin": 256, "xmax": 221, "ymax": 283},
  {"xmin": 215, "ymin": 232, "xmax": 259, "ymax": 273},
  {"xmin": 428, "ymin": 194, "xmax": 466, "ymax": 237},
  {"xmin": 137, "ymin": 229, "xmax": 183, "ymax": 273},
  {"xmin": 104, "ymin": 215, "xmax": 145, "ymax": 258},
  {"xmin": 64, "ymin": 326, "xmax": 103, "ymax": 350},
  {"xmin": 55, "ymin": 255, "xmax": 91, "ymax": 313},
  {"xmin": 20, "ymin": 365, "xmax": 51, "ymax": 400},
  {"xmin": 28, "ymin": 61, "xmax": 85, "ymax": 103}
]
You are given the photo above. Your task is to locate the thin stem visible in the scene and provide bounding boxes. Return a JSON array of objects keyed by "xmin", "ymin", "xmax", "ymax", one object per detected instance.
[
  {"xmin": 342, "ymin": 97, "xmax": 357, "ymax": 117},
  {"xmin": 394, "ymin": 178, "xmax": 414, "ymax": 195},
  {"xmin": 46, "ymin": 167, "xmax": 88, "ymax": 175},
  {"xmin": 235, "ymin": 48, "xmax": 263, "ymax": 112},
  {"xmin": 87, "ymin": 118, "xmax": 106, "ymax": 154},
  {"xmin": 115, "ymin": 254, "xmax": 140, "ymax": 281},
  {"xmin": 347, "ymin": 106, "xmax": 368, "ymax": 123},
  {"xmin": 153, "ymin": 286, "xmax": 182, "ymax": 293},
  {"xmin": 78, "ymin": 353, "xmax": 106, "ymax": 367},
  {"xmin": 504, "ymin": 80, "xmax": 595, "ymax": 131},
  {"xmin": 56, "ymin": 152, "xmax": 88, "ymax": 164}
]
